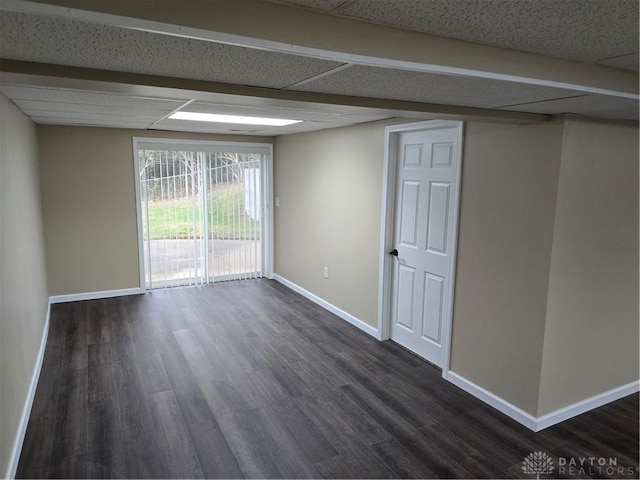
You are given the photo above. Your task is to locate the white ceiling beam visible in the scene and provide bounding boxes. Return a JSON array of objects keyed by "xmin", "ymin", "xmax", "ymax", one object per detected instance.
[{"xmin": 1, "ymin": 0, "xmax": 638, "ymax": 100}]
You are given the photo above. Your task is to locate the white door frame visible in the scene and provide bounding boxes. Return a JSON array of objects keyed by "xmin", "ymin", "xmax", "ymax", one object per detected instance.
[
  {"xmin": 132, "ymin": 137, "xmax": 274, "ymax": 292},
  {"xmin": 376, "ymin": 120, "xmax": 464, "ymax": 378}
]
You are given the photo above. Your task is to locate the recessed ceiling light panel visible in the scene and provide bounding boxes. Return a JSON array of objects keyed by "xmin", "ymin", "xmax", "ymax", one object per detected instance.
[{"xmin": 169, "ymin": 111, "xmax": 302, "ymax": 126}]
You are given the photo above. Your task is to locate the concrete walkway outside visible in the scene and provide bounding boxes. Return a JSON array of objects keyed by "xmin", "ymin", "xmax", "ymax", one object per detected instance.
[{"xmin": 144, "ymin": 238, "xmax": 261, "ymax": 283}]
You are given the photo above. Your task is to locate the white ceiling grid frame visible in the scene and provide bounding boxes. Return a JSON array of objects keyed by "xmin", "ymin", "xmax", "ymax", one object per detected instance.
[{"xmin": 0, "ymin": 0, "xmax": 637, "ymax": 100}]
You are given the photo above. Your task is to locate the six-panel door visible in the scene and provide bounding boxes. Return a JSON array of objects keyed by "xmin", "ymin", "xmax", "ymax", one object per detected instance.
[{"xmin": 390, "ymin": 126, "xmax": 459, "ymax": 366}]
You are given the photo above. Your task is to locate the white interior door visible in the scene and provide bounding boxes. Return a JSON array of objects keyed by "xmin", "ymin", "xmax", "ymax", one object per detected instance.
[{"xmin": 389, "ymin": 123, "xmax": 462, "ymax": 367}]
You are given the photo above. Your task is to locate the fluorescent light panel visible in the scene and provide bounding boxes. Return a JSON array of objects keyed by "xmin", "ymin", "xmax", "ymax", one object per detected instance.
[{"xmin": 169, "ymin": 111, "xmax": 302, "ymax": 126}]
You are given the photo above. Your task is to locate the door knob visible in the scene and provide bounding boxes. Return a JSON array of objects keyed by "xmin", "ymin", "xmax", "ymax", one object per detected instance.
[{"xmin": 389, "ymin": 248, "xmax": 399, "ymax": 256}]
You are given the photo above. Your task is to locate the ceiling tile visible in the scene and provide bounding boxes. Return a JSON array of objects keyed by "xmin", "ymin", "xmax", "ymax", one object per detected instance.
[
  {"xmin": 279, "ymin": 0, "xmax": 639, "ymax": 65},
  {"xmin": 0, "ymin": 85, "xmax": 186, "ymax": 110},
  {"xmin": 498, "ymin": 94, "xmax": 639, "ymax": 120},
  {"xmin": 0, "ymin": 11, "xmax": 343, "ymax": 89},
  {"xmin": 14, "ymin": 99, "xmax": 174, "ymax": 118},
  {"xmin": 22, "ymin": 110, "xmax": 160, "ymax": 123},
  {"xmin": 290, "ymin": 65, "xmax": 581, "ymax": 109},
  {"xmin": 31, "ymin": 116, "xmax": 152, "ymax": 128}
]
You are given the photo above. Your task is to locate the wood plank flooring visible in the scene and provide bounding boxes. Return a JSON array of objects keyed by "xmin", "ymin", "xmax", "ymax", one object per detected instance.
[{"xmin": 17, "ymin": 279, "xmax": 639, "ymax": 479}]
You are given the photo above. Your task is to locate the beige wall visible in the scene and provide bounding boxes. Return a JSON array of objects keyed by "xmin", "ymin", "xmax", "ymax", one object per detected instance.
[
  {"xmin": 449, "ymin": 122, "xmax": 565, "ymax": 415},
  {"xmin": 537, "ymin": 120, "xmax": 639, "ymax": 415},
  {"xmin": 274, "ymin": 118, "xmax": 639, "ymax": 417},
  {"xmin": 0, "ymin": 95, "xmax": 49, "ymax": 476},
  {"xmin": 38, "ymin": 126, "xmax": 272, "ymax": 296},
  {"xmin": 274, "ymin": 120, "xmax": 411, "ymax": 327},
  {"xmin": 19, "ymin": 115, "xmax": 638, "ymax": 457}
]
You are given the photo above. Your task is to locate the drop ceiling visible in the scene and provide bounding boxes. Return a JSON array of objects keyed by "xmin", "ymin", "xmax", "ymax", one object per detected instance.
[
  {"xmin": 0, "ymin": 0, "xmax": 637, "ymax": 135},
  {"xmin": 0, "ymin": 84, "xmax": 396, "ymax": 135},
  {"xmin": 289, "ymin": 66, "xmax": 583, "ymax": 109},
  {"xmin": 273, "ymin": 0, "xmax": 639, "ymax": 70},
  {"xmin": 0, "ymin": 10, "xmax": 343, "ymax": 88}
]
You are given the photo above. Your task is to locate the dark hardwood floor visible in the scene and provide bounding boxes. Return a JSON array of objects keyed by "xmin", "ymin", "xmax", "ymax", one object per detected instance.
[{"xmin": 17, "ymin": 279, "xmax": 639, "ymax": 479}]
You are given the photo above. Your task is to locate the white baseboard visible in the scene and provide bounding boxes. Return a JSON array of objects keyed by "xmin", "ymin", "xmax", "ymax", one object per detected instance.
[
  {"xmin": 447, "ymin": 371, "xmax": 539, "ymax": 430},
  {"xmin": 272, "ymin": 274, "xmax": 379, "ymax": 339},
  {"xmin": 49, "ymin": 287, "xmax": 143, "ymax": 304},
  {"xmin": 5, "ymin": 302, "xmax": 51, "ymax": 479},
  {"xmin": 447, "ymin": 371, "xmax": 640, "ymax": 432},
  {"xmin": 535, "ymin": 380, "xmax": 640, "ymax": 431}
]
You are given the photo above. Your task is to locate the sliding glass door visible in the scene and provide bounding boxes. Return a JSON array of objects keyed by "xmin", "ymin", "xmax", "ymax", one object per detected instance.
[{"xmin": 135, "ymin": 139, "xmax": 270, "ymax": 289}]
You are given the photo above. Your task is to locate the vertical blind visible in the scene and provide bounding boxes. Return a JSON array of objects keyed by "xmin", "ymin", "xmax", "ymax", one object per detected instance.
[{"xmin": 137, "ymin": 142, "xmax": 267, "ymax": 289}]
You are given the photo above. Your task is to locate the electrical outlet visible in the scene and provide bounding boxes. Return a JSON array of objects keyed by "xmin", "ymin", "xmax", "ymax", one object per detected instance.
[{"xmin": 323, "ymin": 266, "xmax": 329, "ymax": 279}]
